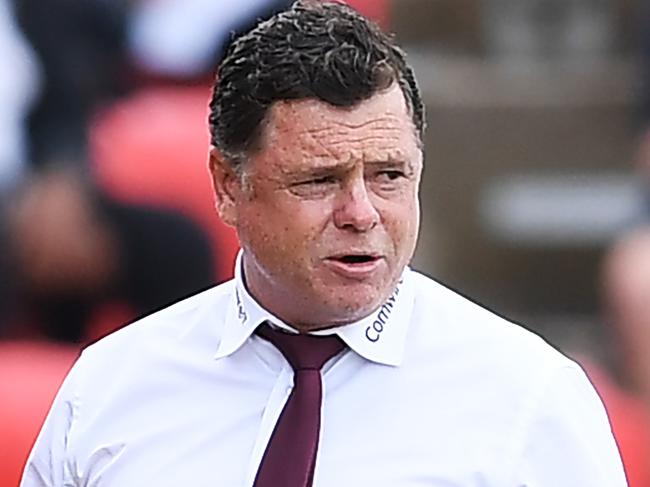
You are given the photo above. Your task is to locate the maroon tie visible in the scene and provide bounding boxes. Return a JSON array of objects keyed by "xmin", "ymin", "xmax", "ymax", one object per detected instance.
[{"xmin": 254, "ymin": 325, "xmax": 346, "ymax": 487}]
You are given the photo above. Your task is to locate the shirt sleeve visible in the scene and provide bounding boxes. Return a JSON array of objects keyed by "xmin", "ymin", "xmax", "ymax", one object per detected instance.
[
  {"xmin": 19, "ymin": 362, "xmax": 79, "ymax": 487},
  {"xmin": 508, "ymin": 363, "xmax": 629, "ymax": 486}
]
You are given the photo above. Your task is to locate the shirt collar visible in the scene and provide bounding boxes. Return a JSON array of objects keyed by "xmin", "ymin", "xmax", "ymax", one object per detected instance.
[{"xmin": 214, "ymin": 250, "xmax": 415, "ymax": 366}]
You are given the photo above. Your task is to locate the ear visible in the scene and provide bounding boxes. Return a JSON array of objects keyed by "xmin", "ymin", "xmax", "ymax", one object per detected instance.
[{"xmin": 209, "ymin": 147, "xmax": 240, "ymax": 227}]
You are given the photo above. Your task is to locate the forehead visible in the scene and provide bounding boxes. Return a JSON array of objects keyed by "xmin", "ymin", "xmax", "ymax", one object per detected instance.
[{"xmin": 258, "ymin": 85, "xmax": 421, "ymax": 167}]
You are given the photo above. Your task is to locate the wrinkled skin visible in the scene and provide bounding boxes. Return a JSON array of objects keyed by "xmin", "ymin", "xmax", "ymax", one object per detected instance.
[{"xmin": 211, "ymin": 84, "xmax": 423, "ymax": 331}]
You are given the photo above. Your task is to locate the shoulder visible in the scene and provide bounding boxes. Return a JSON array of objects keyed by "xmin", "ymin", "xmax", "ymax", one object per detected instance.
[
  {"xmin": 25, "ymin": 280, "xmax": 237, "ymax": 477},
  {"xmin": 74, "ymin": 279, "xmax": 235, "ymax": 384},
  {"xmin": 406, "ymin": 269, "xmax": 577, "ymax": 383}
]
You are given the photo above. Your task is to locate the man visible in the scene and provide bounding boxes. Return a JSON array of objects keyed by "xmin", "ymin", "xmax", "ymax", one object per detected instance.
[{"xmin": 21, "ymin": 2, "xmax": 627, "ymax": 486}]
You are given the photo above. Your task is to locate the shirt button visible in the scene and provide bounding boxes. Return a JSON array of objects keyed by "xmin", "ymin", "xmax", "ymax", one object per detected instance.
[{"xmin": 285, "ymin": 386, "xmax": 293, "ymax": 395}]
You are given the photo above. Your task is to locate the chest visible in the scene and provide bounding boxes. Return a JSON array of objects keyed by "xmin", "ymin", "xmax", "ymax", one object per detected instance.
[{"xmin": 67, "ymin": 357, "xmax": 513, "ymax": 486}]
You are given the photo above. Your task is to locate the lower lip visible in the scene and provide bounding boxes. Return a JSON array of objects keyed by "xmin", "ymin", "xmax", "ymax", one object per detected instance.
[{"xmin": 323, "ymin": 258, "xmax": 383, "ymax": 280}]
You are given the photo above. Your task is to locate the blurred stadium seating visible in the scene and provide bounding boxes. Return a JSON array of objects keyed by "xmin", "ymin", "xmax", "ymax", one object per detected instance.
[{"xmin": 89, "ymin": 86, "xmax": 240, "ymax": 282}]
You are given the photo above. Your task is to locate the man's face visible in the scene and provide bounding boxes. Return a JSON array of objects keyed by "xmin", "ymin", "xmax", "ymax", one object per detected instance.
[{"xmin": 212, "ymin": 84, "xmax": 423, "ymax": 330}]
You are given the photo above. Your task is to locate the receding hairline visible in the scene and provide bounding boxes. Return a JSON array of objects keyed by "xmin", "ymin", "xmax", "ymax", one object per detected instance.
[{"xmin": 243, "ymin": 82, "xmax": 421, "ymax": 158}]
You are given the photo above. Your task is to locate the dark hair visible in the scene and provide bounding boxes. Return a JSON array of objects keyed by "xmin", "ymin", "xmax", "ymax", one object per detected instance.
[{"xmin": 209, "ymin": 0, "xmax": 425, "ymax": 170}]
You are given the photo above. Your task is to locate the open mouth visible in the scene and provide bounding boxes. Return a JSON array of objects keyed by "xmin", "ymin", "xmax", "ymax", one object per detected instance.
[
  {"xmin": 324, "ymin": 253, "xmax": 383, "ymax": 278},
  {"xmin": 328, "ymin": 253, "xmax": 381, "ymax": 265},
  {"xmin": 335, "ymin": 255, "xmax": 378, "ymax": 264}
]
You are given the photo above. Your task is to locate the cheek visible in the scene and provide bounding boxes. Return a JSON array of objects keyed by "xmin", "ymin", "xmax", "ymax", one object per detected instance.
[
  {"xmin": 382, "ymin": 198, "xmax": 420, "ymax": 248},
  {"xmin": 238, "ymin": 201, "xmax": 330, "ymax": 261}
]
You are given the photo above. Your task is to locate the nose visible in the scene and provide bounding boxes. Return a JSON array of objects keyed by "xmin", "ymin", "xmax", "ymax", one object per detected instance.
[{"xmin": 333, "ymin": 177, "xmax": 380, "ymax": 232}]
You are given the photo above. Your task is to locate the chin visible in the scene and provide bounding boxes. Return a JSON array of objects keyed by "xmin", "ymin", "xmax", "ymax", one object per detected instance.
[
  {"xmin": 328, "ymin": 293, "xmax": 385, "ymax": 323},
  {"xmin": 305, "ymin": 275, "xmax": 398, "ymax": 322}
]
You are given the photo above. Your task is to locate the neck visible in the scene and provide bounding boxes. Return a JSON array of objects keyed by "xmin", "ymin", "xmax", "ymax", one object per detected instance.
[{"xmin": 241, "ymin": 257, "xmax": 363, "ymax": 332}]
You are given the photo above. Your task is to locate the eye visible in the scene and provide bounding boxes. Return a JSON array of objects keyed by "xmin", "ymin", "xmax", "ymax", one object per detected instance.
[
  {"xmin": 304, "ymin": 175, "xmax": 337, "ymax": 186},
  {"xmin": 290, "ymin": 175, "xmax": 338, "ymax": 198},
  {"xmin": 374, "ymin": 170, "xmax": 408, "ymax": 185},
  {"xmin": 377, "ymin": 170, "xmax": 406, "ymax": 182},
  {"xmin": 368, "ymin": 169, "xmax": 409, "ymax": 196}
]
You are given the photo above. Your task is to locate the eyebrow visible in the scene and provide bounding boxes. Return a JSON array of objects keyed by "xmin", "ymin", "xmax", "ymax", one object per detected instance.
[
  {"xmin": 286, "ymin": 161, "xmax": 354, "ymax": 180},
  {"xmin": 286, "ymin": 156, "xmax": 415, "ymax": 180},
  {"xmin": 364, "ymin": 157, "xmax": 417, "ymax": 174},
  {"xmin": 363, "ymin": 157, "xmax": 409, "ymax": 167}
]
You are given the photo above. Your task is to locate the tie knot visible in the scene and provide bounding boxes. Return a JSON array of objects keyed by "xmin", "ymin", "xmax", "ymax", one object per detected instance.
[{"xmin": 256, "ymin": 325, "xmax": 346, "ymax": 371}]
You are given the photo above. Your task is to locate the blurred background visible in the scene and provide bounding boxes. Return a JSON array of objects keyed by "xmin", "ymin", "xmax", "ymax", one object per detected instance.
[{"xmin": 2, "ymin": 0, "xmax": 650, "ymax": 485}]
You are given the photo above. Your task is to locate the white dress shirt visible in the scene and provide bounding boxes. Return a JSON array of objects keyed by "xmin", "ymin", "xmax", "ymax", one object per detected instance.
[{"xmin": 21, "ymin": 254, "xmax": 627, "ymax": 486}]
